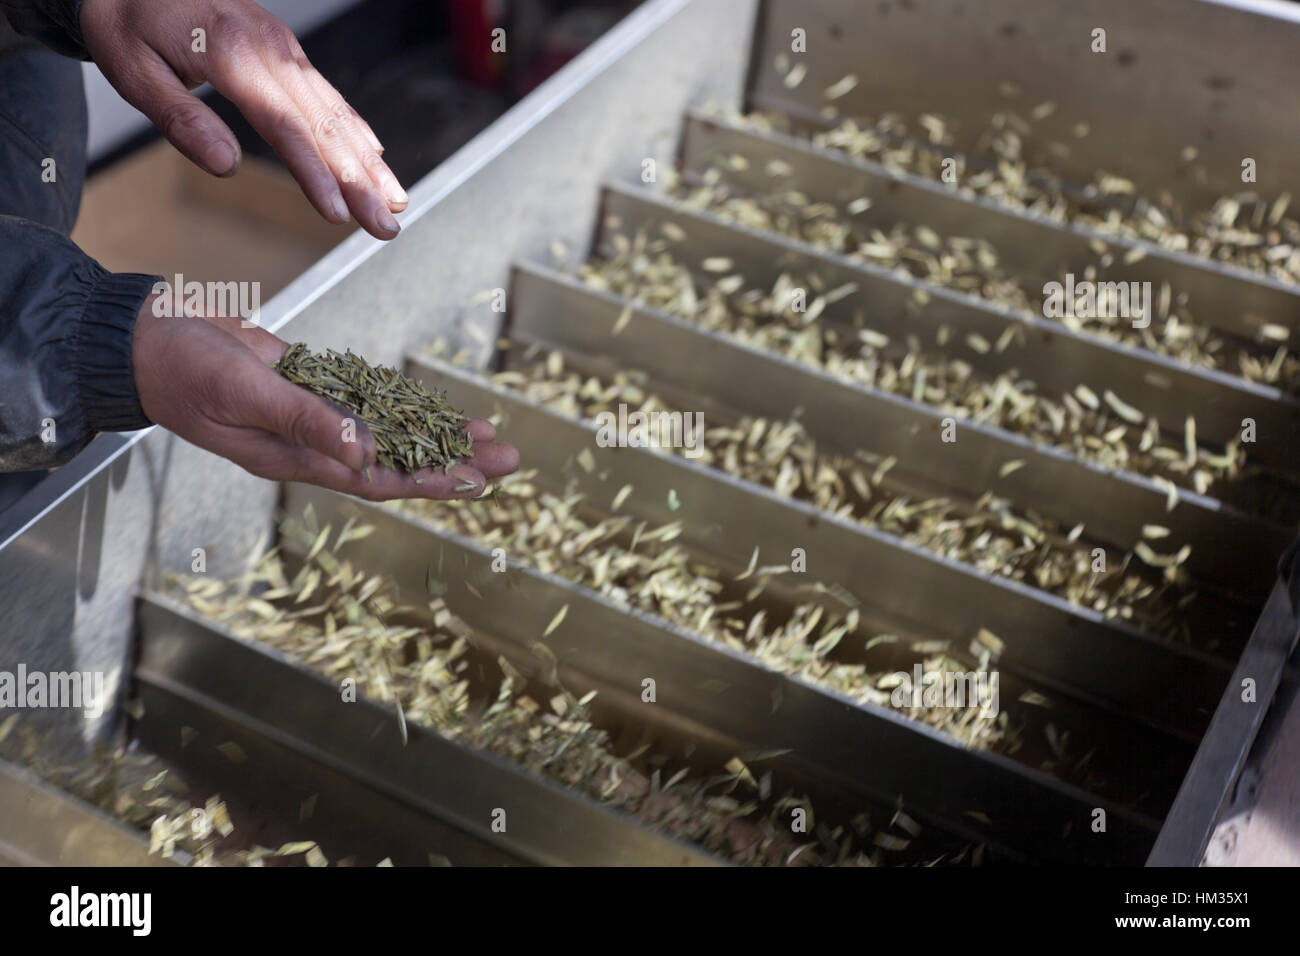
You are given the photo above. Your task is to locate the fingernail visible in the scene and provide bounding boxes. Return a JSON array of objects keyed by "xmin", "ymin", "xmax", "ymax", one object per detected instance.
[
  {"xmin": 203, "ymin": 140, "xmax": 237, "ymax": 176},
  {"xmin": 376, "ymin": 207, "xmax": 400, "ymax": 235},
  {"xmin": 383, "ymin": 174, "xmax": 408, "ymax": 207},
  {"xmin": 331, "ymin": 195, "xmax": 350, "ymax": 221}
]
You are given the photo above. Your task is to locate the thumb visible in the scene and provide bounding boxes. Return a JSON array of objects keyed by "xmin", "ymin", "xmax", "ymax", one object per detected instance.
[
  {"xmin": 241, "ymin": 366, "xmax": 376, "ymax": 472},
  {"xmin": 111, "ymin": 45, "xmax": 241, "ymax": 177}
]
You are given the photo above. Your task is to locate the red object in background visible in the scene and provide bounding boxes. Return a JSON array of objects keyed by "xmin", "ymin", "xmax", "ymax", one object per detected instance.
[
  {"xmin": 450, "ymin": 0, "xmax": 509, "ymax": 89},
  {"xmin": 451, "ymin": 0, "xmax": 626, "ymax": 95},
  {"xmin": 518, "ymin": 6, "xmax": 623, "ymax": 94}
]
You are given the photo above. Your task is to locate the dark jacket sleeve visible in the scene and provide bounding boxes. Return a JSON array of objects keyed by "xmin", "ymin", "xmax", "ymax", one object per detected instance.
[
  {"xmin": 0, "ymin": 0, "xmax": 88, "ymax": 60},
  {"xmin": 0, "ymin": 214, "xmax": 158, "ymax": 471}
]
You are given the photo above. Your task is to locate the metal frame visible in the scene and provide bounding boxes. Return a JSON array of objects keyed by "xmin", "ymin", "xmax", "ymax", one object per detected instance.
[
  {"xmin": 286, "ymin": 483, "xmax": 1166, "ymax": 863},
  {"xmin": 136, "ymin": 595, "xmax": 720, "ymax": 866},
  {"xmin": 0, "ymin": 0, "xmax": 1296, "ymax": 865},
  {"xmin": 0, "ymin": 759, "xmax": 167, "ymax": 866}
]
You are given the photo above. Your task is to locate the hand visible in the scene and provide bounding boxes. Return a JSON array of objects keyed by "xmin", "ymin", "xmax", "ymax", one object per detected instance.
[
  {"xmin": 132, "ymin": 305, "xmax": 520, "ymax": 499},
  {"xmin": 80, "ymin": 0, "xmax": 408, "ymax": 240}
]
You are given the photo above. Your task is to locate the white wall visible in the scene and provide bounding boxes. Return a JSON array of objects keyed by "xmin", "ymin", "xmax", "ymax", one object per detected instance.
[{"xmin": 84, "ymin": 0, "xmax": 362, "ymax": 160}]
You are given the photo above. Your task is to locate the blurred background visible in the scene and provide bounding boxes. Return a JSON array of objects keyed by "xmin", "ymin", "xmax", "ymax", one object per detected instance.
[{"xmin": 76, "ymin": 0, "xmax": 638, "ymax": 301}]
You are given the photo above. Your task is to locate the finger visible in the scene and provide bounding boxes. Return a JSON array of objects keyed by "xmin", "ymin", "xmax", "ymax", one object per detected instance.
[
  {"xmin": 211, "ymin": 426, "xmax": 486, "ymax": 501},
  {"xmin": 465, "ymin": 418, "xmax": 496, "ymax": 442},
  {"xmin": 405, "ymin": 463, "xmax": 488, "ymax": 499},
  {"xmin": 307, "ymin": 70, "xmax": 385, "ymax": 154},
  {"xmin": 271, "ymin": 67, "xmax": 400, "ymax": 237},
  {"xmin": 291, "ymin": 455, "xmax": 487, "ymax": 501},
  {"xmin": 258, "ymin": 36, "xmax": 401, "ymax": 236},
  {"xmin": 300, "ymin": 66, "xmax": 406, "ymax": 210},
  {"xmin": 197, "ymin": 315, "xmax": 288, "ymax": 364},
  {"xmin": 461, "ymin": 440, "xmax": 520, "ymax": 479},
  {"xmin": 236, "ymin": 365, "xmax": 377, "ymax": 471},
  {"xmin": 204, "ymin": 62, "xmax": 351, "ymax": 226},
  {"xmin": 114, "ymin": 46, "xmax": 241, "ymax": 176}
]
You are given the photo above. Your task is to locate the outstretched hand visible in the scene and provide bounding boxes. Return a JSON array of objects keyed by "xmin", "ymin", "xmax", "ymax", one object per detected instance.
[
  {"xmin": 132, "ymin": 304, "xmax": 520, "ymax": 499},
  {"xmin": 81, "ymin": 0, "xmax": 408, "ymax": 239}
]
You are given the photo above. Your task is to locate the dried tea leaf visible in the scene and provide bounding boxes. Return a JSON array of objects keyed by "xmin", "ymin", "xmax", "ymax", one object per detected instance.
[
  {"xmin": 611, "ymin": 484, "xmax": 634, "ymax": 511},
  {"xmin": 275, "ymin": 841, "xmax": 318, "ymax": 856},
  {"xmin": 543, "ymin": 604, "xmax": 569, "ymax": 638},
  {"xmin": 824, "ymin": 74, "xmax": 859, "ymax": 101},
  {"xmin": 1102, "ymin": 389, "xmax": 1144, "ymax": 424},
  {"xmin": 216, "ymin": 742, "xmax": 247, "ymax": 764},
  {"xmin": 611, "ymin": 305, "xmax": 633, "ymax": 336}
]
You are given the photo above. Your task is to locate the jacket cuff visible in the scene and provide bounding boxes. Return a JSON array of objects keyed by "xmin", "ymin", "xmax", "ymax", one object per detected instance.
[
  {"xmin": 43, "ymin": 0, "xmax": 88, "ymax": 58},
  {"xmin": 73, "ymin": 269, "xmax": 159, "ymax": 433},
  {"xmin": 0, "ymin": 0, "xmax": 91, "ymax": 60}
]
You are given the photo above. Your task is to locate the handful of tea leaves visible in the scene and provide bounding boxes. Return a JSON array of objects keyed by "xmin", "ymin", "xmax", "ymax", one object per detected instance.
[{"xmin": 275, "ymin": 343, "xmax": 473, "ymax": 475}]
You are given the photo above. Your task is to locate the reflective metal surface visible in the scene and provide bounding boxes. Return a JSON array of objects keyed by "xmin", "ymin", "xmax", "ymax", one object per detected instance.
[
  {"xmin": 287, "ymin": 483, "xmax": 1167, "ymax": 863},
  {"xmin": 1150, "ymin": 580, "xmax": 1300, "ymax": 865},
  {"xmin": 747, "ymin": 0, "xmax": 1300, "ymax": 213},
  {"xmin": 0, "ymin": 759, "xmax": 165, "ymax": 866},
  {"xmin": 137, "ymin": 595, "xmax": 719, "ymax": 866},
  {"xmin": 512, "ymin": 258, "xmax": 1290, "ymax": 596},
  {"xmin": 408, "ymin": 353, "xmax": 1232, "ymax": 744},
  {"xmin": 680, "ymin": 109, "xmax": 1300, "ymax": 379}
]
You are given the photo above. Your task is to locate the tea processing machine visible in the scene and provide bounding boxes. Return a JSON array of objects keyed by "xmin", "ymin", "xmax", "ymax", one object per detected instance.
[{"xmin": 3, "ymin": 0, "xmax": 1300, "ymax": 866}]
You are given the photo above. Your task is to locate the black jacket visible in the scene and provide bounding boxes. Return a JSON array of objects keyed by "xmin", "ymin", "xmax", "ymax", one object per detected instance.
[
  {"xmin": 0, "ymin": 1, "xmax": 157, "ymax": 474},
  {"xmin": 0, "ymin": 0, "xmax": 89, "ymax": 58}
]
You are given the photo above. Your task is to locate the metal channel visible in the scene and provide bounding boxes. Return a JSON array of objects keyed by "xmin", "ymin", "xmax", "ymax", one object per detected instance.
[
  {"xmin": 131, "ymin": 663, "xmax": 525, "ymax": 868},
  {"xmin": 408, "ymin": 352, "xmax": 1230, "ymax": 741},
  {"xmin": 598, "ymin": 179, "xmax": 1300, "ymax": 513},
  {"xmin": 745, "ymin": 0, "xmax": 1300, "ymax": 213},
  {"xmin": 600, "ymin": 179, "xmax": 1300, "ymax": 484},
  {"xmin": 1149, "ymin": 578, "xmax": 1300, "ymax": 865},
  {"xmin": 511, "ymin": 259, "xmax": 1286, "ymax": 600},
  {"xmin": 135, "ymin": 595, "xmax": 719, "ymax": 867},
  {"xmin": 285, "ymin": 482, "xmax": 1163, "ymax": 864},
  {"xmin": 679, "ymin": 109, "xmax": 1300, "ymax": 350},
  {"xmin": 0, "ymin": 759, "xmax": 167, "ymax": 866}
]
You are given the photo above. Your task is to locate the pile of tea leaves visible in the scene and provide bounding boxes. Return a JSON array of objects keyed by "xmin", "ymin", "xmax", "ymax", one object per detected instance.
[{"xmin": 274, "ymin": 343, "xmax": 473, "ymax": 474}]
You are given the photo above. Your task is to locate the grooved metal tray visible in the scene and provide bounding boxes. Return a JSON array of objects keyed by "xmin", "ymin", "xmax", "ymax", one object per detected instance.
[{"xmin": 2, "ymin": 0, "xmax": 1298, "ymax": 867}]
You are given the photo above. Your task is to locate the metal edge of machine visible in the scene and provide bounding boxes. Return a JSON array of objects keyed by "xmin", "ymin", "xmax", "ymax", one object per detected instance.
[
  {"xmin": 1, "ymin": 0, "xmax": 1296, "ymax": 866},
  {"xmin": 0, "ymin": 0, "xmax": 756, "ymax": 751}
]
